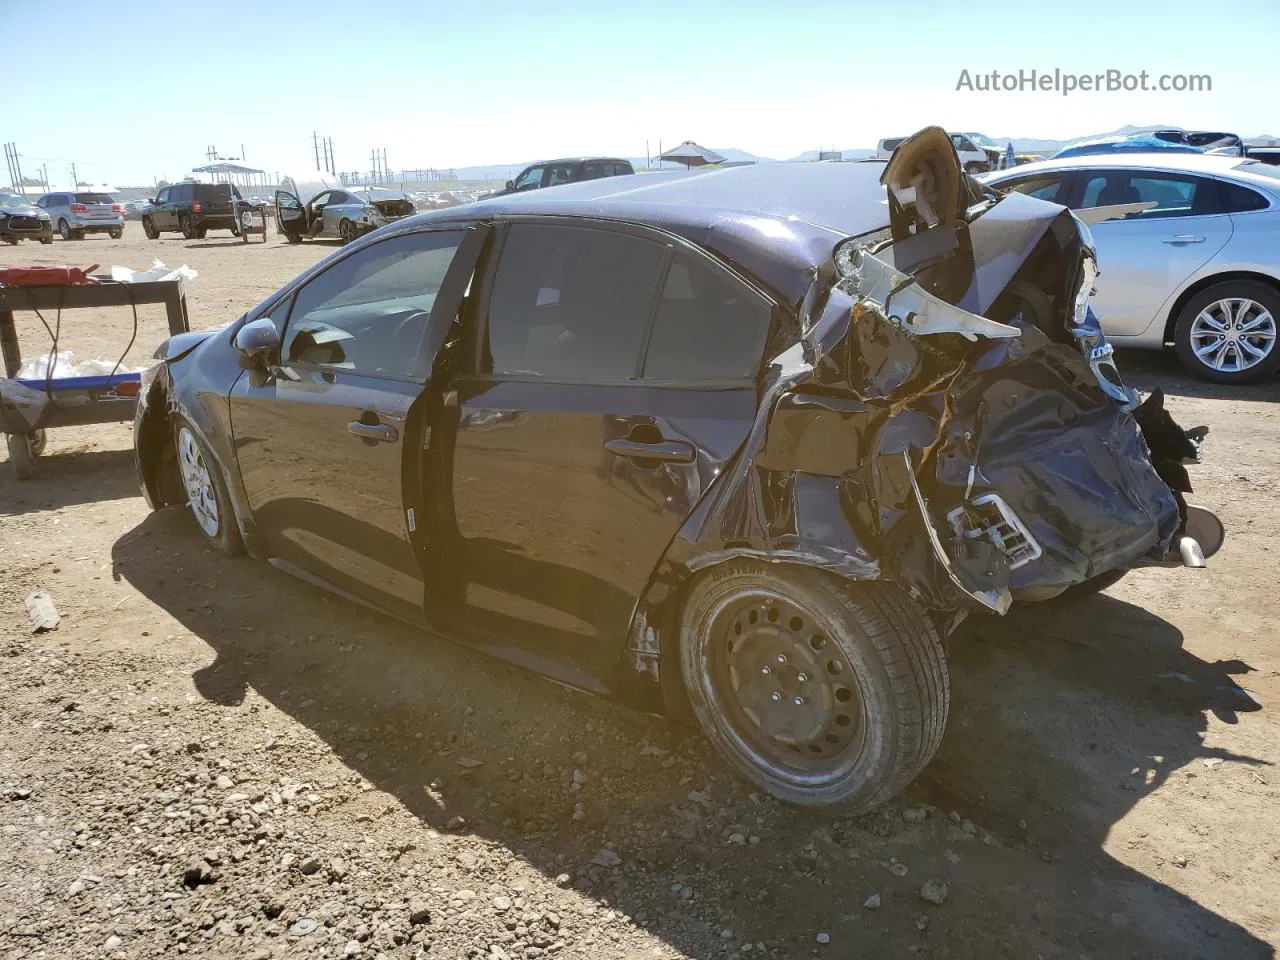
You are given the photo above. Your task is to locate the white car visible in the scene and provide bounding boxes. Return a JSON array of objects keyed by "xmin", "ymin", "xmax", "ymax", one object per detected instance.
[
  {"xmin": 985, "ymin": 154, "xmax": 1280, "ymax": 383},
  {"xmin": 878, "ymin": 133, "xmax": 990, "ymax": 173}
]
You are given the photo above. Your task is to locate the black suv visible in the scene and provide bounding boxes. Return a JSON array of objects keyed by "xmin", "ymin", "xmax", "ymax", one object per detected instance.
[
  {"xmin": 490, "ymin": 157, "xmax": 634, "ymax": 197},
  {"xmin": 142, "ymin": 182, "xmax": 244, "ymax": 240}
]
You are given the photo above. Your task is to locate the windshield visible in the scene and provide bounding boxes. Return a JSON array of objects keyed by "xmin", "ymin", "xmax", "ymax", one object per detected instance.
[
  {"xmin": 0, "ymin": 193, "xmax": 28, "ymax": 209},
  {"xmin": 75, "ymin": 192, "xmax": 114, "ymax": 204}
]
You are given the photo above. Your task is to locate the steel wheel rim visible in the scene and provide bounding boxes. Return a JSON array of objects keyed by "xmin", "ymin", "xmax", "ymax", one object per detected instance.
[
  {"xmin": 1190, "ymin": 298, "xmax": 1276, "ymax": 373},
  {"xmin": 177, "ymin": 427, "xmax": 220, "ymax": 538},
  {"xmin": 704, "ymin": 589, "xmax": 868, "ymax": 785}
]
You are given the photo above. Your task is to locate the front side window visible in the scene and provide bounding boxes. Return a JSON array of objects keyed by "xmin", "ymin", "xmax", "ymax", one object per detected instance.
[
  {"xmin": 545, "ymin": 164, "xmax": 576, "ymax": 187},
  {"xmin": 282, "ymin": 230, "xmax": 465, "ymax": 381},
  {"xmin": 643, "ymin": 252, "xmax": 770, "ymax": 380},
  {"xmin": 156, "ymin": 189, "xmax": 170, "ymax": 204},
  {"xmin": 999, "ymin": 174, "xmax": 1067, "ymax": 203},
  {"xmin": 951, "ymin": 135, "xmax": 977, "ymax": 152},
  {"xmin": 512, "ymin": 166, "xmax": 543, "ymax": 191},
  {"xmin": 484, "ymin": 223, "xmax": 665, "ymax": 380},
  {"xmin": 1077, "ymin": 172, "xmax": 1215, "ymax": 218}
]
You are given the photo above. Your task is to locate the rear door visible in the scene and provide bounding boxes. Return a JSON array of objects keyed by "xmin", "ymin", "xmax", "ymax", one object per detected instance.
[
  {"xmin": 229, "ymin": 227, "xmax": 475, "ymax": 618},
  {"xmin": 1067, "ymin": 169, "xmax": 1233, "ymax": 337},
  {"xmin": 436, "ymin": 220, "xmax": 772, "ymax": 673}
]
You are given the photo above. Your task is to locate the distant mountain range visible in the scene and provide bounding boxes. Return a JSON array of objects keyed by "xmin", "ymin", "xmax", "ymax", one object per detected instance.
[{"xmin": 434, "ymin": 126, "xmax": 1280, "ymax": 183}]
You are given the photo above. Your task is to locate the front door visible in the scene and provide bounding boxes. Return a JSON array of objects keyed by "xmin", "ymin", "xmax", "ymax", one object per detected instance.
[
  {"xmin": 438, "ymin": 221, "xmax": 770, "ymax": 673},
  {"xmin": 275, "ymin": 190, "xmax": 306, "ymax": 238},
  {"xmin": 229, "ymin": 227, "xmax": 471, "ymax": 618},
  {"xmin": 1069, "ymin": 169, "xmax": 1234, "ymax": 338}
]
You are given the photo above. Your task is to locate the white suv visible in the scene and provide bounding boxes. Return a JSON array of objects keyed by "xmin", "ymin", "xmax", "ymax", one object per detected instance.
[{"xmin": 36, "ymin": 191, "xmax": 125, "ymax": 240}]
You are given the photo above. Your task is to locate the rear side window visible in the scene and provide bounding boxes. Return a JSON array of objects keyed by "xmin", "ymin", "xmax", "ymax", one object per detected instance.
[
  {"xmin": 612, "ymin": 162, "xmax": 633, "ymax": 176},
  {"xmin": 643, "ymin": 252, "xmax": 770, "ymax": 380},
  {"xmin": 1220, "ymin": 181, "xmax": 1269, "ymax": 212},
  {"xmin": 282, "ymin": 230, "xmax": 464, "ymax": 381},
  {"xmin": 579, "ymin": 163, "xmax": 608, "ymax": 181},
  {"xmin": 484, "ymin": 223, "xmax": 665, "ymax": 379}
]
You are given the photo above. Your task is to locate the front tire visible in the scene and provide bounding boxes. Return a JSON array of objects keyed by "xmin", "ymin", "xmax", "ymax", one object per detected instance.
[
  {"xmin": 173, "ymin": 419, "xmax": 244, "ymax": 555},
  {"xmin": 678, "ymin": 562, "xmax": 949, "ymax": 811},
  {"xmin": 1174, "ymin": 280, "xmax": 1280, "ymax": 384},
  {"xmin": 142, "ymin": 216, "xmax": 159, "ymax": 239},
  {"xmin": 109, "ymin": 228, "xmax": 122, "ymax": 239},
  {"xmin": 6, "ymin": 431, "xmax": 44, "ymax": 479}
]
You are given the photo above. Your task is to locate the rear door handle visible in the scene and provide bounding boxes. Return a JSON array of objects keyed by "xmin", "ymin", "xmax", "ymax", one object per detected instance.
[
  {"xmin": 1161, "ymin": 235, "xmax": 1205, "ymax": 244},
  {"xmin": 347, "ymin": 420, "xmax": 399, "ymax": 443},
  {"xmin": 604, "ymin": 437, "xmax": 695, "ymax": 463}
]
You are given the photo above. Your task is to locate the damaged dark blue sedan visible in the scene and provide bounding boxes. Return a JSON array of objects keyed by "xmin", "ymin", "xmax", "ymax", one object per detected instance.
[{"xmin": 134, "ymin": 128, "xmax": 1221, "ymax": 811}]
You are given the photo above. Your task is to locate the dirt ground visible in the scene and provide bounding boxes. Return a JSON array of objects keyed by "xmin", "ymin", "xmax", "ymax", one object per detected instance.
[{"xmin": 1, "ymin": 223, "xmax": 1278, "ymax": 960}]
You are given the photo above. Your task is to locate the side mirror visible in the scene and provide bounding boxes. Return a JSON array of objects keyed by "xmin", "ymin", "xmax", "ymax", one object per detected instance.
[
  {"xmin": 505, "ymin": 180, "xmax": 515, "ymax": 191},
  {"xmin": 148, "ymin": 198, "xmax": 156, "ymax": 204},
  {"xmin": 234, "ymin": 316, "xmax": 281, "ymax": 371}
]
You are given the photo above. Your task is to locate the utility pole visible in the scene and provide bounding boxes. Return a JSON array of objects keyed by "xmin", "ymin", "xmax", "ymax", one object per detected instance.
[
  {"xmin": 313, "ymin": 132, "xmax": 322, "ymax": 171},
  {"xmin": 41, "ymin": 164, "xmax": 49, "ymax": 192},
  {"xmin": 70, "ymin": 162, "xmax": 78, "ymax": 188}
]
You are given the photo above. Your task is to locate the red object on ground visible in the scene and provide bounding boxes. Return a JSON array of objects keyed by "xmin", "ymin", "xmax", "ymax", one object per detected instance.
[{"xmin": 0, "ymin": 265, "xmax": 100, "ymax": 287}]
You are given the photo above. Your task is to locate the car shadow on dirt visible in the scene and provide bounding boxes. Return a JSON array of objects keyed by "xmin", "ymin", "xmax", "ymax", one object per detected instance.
[
  {"xmin": 111, "ymin": 510, "xmax": 1273, "ymax": 959},
  {"xmin": 1117, "ymin": 348, "xmax": 1280, "ymax": 401}
]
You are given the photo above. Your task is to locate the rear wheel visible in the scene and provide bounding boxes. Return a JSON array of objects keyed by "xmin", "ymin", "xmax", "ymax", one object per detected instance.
[
  {"xmin": 38, "ymin": 236, "xmax": 52, "ymax": 245},
  {"xmin": 5, "ymin": 430, "xmax": 45, "ymax": 480},
  {"xmin": 180, "ymin": 215, "xmax": 197, "ymax": 240},
  {"xmin": 1174, "ymin": 280, "xmax": 1280, "ymax": 384},
  {"xmin": 108, "ymin": 228, "xmax": 122, "ymax": 239},
  {"xmin": 339, "ymin": 219, "xmax": 355, "ymax": 244},
  {"xmin": 173, "ymin": 419, "xmax": 244, "ymax": 555},
  {"xmin": 57, "ymin": 219, "xmax": 72, "ymax": 240},
  {"xmin": 142, "ymin": 216, "xmax": 159, "ymax": 239},
  {"xmin": 679, "ymin": 562, "xmax": 949, "ymax": 811}
]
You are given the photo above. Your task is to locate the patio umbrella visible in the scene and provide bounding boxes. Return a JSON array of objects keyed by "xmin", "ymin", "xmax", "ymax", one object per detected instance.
[{"xmin": 656, "ymin": 141, "xmax": 726, "ymax": 169}]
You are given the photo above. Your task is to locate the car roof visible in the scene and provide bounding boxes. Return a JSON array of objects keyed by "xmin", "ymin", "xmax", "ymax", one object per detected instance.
[
  {"xmin": 987, "ymin": 152, "xmax": 1256, "ymax": 178},
  {"xmin": 409, "ymin": 162, "xmax": 893, "ymax": 304},
  {"xmin": 524, "ymin": 157, "xmax": 631, "ymax": 166}
]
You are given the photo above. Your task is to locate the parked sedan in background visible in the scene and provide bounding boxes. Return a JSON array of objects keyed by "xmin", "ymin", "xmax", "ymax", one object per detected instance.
[
  {"xmin": 133, "ymin": 129, "xmax": 1217, "ymax": 812},
  {"xmin": 36, "ymin": 191, "xmax": 125, "ymax": 240},
  {"xmin": 0, "ymin": 191, "xmax": 53, "ymax": 244},
  {"xmin": 985, "ymin": 154, "xmax": 1280, "ymax": 383}
]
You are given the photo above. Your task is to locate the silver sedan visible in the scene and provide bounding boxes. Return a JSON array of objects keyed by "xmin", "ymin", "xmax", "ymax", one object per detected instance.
[
  {"xmin": 304, "ymin": 187, "xmax": 415, "ymax": 243},
  {"xmin": 984, "ymin": 153, "xmax": 1280, "ymax": 383}
]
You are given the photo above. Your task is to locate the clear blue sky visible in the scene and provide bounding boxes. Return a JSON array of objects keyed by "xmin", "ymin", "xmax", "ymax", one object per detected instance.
[{"xmin": 3, "ymin": 0, "xmax": 1275, "ymax": 187}]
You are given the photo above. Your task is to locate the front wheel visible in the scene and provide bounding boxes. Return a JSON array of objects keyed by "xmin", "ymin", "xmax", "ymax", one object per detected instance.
[
  {"xmin": 6, "ymin": 430, "xmax": 45, "ymax": 479},
  {"xmin": 1174, "ymin": 281, "xmax": 1280, "ymax": 384},
  {"xmin": 679, "ymin": 562, "xmax": 949, "ymax": 811},
  {"xmin": 173, "ymin": 419, "xmax": 244, "ymax": 555},
  {"xmin": 109, "ymin": 228, "xmax": 123, "ymax": 239},
  {"xmin": 39, "ymin": 236, "xmax": 53, "ymax": 245},
  {"xmin": 142, "ymin": 216, "xmax": 159, "ymax": 239}
]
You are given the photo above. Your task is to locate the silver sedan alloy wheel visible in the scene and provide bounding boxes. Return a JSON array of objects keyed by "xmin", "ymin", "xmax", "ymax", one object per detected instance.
[
  {"xmin": 1189, "ymin": 297, "xmax": 1277, "ymax": 373},
  {"xmin": 177, "ymin": 426, "xmax": 220, "ymax": 538}
]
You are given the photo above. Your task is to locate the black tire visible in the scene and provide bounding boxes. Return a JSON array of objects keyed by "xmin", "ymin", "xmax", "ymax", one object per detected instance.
[
  {"xmin": 109, "ymin": 228, "xmax": 122, "ymax": 239},
  {"xmin": 39, "ymin": 236, "xmax": 52, "ymax": 245},
  {"xmin": 180, "ymin": 215, "xmax": 196, "ymax": 240},
  {"xmin": 57, "ymin": 219, "xmax": 72, "ymax": 240},
  {"xmin": 964, "ymin": 161, "xmax": 987, "ymax": 174},
  {"xmin": 1173, "ymin": 280, "xmax": 1280, "ymax": 384},
  {"xmin": 171, "ymin": 418, "xmax": 244, "ymax": 556},
  {"xmin": 72, "ymin": 229, "xmax": 85, "ymax": 240},
  {"xmin": 196, "ymin": 227, "xmax": 207, "ymax": 239},
  {"xmin": 285, "ymin": 231, "xmax": 303, "ymax": 245},
  {"xmin": 6, "ymin": 432, "xmax": 41, "ymax": 480},
  {"xmin": 142, "ymin": 216, "xmax": 159, "ymax": 239},
  {"xmin": 339, "ymin": 219, "xmax": 354, "ymax": 245},
  {"xmin": 678, "ymin": 561, "xmax": 949, "ymax": 811}
]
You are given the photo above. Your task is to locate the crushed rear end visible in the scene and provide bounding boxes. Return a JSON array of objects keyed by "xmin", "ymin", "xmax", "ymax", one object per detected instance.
[{"xmin": 758, "ymin": 128, "xmax": 1215, "ymax": 618}]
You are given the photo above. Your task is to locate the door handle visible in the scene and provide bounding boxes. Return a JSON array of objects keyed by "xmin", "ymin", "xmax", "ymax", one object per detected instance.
[
  {"xmin": 604, "ymin": 437, "xmax": 695, "ymax": 463},
  {"xmin": 347, "ymin": 420, "xmax": 398, "ymax": 443},
  {"xmin": 1161, "ymin": 235, "xmax": 1205, "ymax": 244}
]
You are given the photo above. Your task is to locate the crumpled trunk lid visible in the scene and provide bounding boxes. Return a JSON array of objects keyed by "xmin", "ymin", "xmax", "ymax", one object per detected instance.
[{"xmin": 372, "ymin": 199, "xmax": 414, "ymax": 219}]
